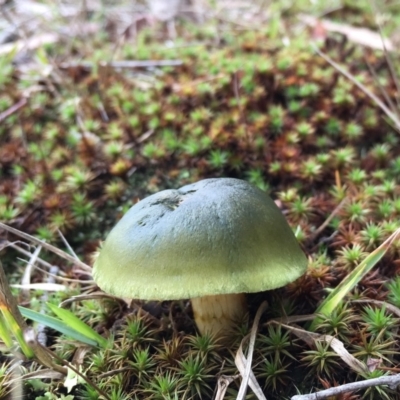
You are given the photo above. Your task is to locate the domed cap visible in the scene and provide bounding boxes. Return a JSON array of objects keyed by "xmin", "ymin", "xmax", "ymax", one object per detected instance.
[{"xmin": 93, "ymin": 178, "xmax": 307, "ymax": 300}]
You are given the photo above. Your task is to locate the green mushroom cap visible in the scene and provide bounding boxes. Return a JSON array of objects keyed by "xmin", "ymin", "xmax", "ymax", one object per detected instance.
[{"xmin": 93, "ymin": 178, "xmax": 307, "ymax": 300}]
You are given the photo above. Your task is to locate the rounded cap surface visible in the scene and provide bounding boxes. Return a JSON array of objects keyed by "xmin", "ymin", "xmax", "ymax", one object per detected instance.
[{"xmin": 93, "ymin": 178, "xmax": 307, "ymax": 300}]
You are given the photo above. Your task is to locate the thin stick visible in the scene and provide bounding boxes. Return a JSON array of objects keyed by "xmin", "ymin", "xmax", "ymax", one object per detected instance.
[
  {"xmin": 21, "ymin": 245, "xmax": 42, "ymax": 297},
  {"xmin": 363, "ymin": 54, "xmax": 397, "ymax": 116},
  {"xmin": 310, "ymin": 198, "xmax": 347, "ymax": 240},
  {"xmin": 59, "ymin": 292, "xmax": 123, "ymax": 307},
  {"xmin": 291, "ymin": 373, "xmax": 400, "ymax": 400},
  {"xmin": 37, "ymin": 265, "xmax": 60, "ymax": 346},
  {"xmin": 59, "ymin": 59, "xmax": 183, "ymax": 70},
  {"xmin": 0, "ymin": 223, "xmax": 91, "ymax": 272},
  {"xmin": 7, "ymin": 243, "xmax": 92, "ymax": 283},
  {"xmin": 43, "ymin": 345, "xmax": 112, "ymax": 400},
  {"xmin": 0, "ymin": 98, "xmax": 27, "ymax": 122},
  {"xmin": 57, "ymin": 229, "xmax": 78, "ymax": 260},
  {"xmin": 214, "ymin": 374, "xmax": 240, "ymax": 400}
]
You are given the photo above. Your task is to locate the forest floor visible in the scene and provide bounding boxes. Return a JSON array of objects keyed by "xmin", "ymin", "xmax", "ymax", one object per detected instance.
[{"xmin": 1, "ymin": 1, "xmax": 400, "ymax": 399}]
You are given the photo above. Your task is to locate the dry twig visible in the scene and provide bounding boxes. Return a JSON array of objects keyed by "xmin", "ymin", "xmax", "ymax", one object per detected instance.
[{"xmin": 291, "ymin": 373, "xmax": 400, "ymax": 400}]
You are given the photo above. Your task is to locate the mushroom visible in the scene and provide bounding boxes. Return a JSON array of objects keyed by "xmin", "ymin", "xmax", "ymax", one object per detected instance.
[{"xmin": 93, "ymin": 178, "xmax": 307, "ymax": 336}]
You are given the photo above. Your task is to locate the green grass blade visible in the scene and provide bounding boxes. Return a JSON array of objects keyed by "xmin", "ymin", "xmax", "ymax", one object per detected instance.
[
  {"xmin": 310, "ymin": 228, "xmax": 400, "ymax": 331},
  {"xmin": 1, "ymin": 307, "xmax": 34, "ymax": 357},
  {"xmin": 0, "ymin": 312, "xmax": 13, "ymax": 348},
  {"xmin": 47, "ymin": 303, "xmax": 108, "ymax": 348},
  {"xmin": 19, "ymin": 306, "xmax": 98, "ymax": 347}
]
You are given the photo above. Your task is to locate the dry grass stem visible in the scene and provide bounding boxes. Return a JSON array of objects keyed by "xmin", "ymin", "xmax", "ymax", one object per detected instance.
[
  {"xmin": 291, "ymin": 373, "xmax": 400, "ymax": 399},
  {"xmin": 0, "ymin": 223, "xmax": 92, "ymax": 272}
]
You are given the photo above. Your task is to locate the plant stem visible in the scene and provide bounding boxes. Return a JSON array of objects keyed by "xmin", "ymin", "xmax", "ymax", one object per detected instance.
[{"xmin": 291, "ymin": 373, "xmax": 400, "ymax": 400}]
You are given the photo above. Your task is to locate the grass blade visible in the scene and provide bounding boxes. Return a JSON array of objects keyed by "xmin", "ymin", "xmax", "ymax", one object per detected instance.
[
  {"xmin": 19, "ymin": 306, "xmax": 98, "ymax": 347},
  {"xmin": 0, "ymin": 222, "xmax": 91, "ymax": 272},
  {"xmin": 0, "ymin": 312, "xmax": 13, "ymax": 348},
  {"xmin": 47, "ymin": 303, "xmax": 108, "ymax": 348},
  {"xmin": 310, "ymin": 228, "xmax": 400, "ymax": 331},
  {"xmin": 0, "ymin": 306, "xmax": 34, "ymax": 357}
]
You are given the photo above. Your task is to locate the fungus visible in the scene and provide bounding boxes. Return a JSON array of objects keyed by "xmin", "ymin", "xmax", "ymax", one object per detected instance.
[{"xmin": 93, "ymin": 178, "xmax": 307, "ymax": 336}]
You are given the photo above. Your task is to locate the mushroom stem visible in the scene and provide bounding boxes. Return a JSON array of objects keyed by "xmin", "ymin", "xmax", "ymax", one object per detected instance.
[{"xmin": 191, "ymin": 293, "xmax": 248, "ymax": 336}]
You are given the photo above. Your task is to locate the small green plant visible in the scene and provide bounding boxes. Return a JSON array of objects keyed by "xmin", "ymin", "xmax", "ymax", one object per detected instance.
[
  {"xmin": 65, "ymin": 169, "xmax": 94, "ymax": 192},
  {"xmin": 315, "ymin": 303, "xmax": 354, "ymax": 342},
  {"xmin": 142, "ymin": 143, "xmax": 165, "ymax": 159},
  {"xmin": 361, "ymin": 305, "xmax": 397, "ymax": 338},
  {"xmin": 106, "ymin": 386, "xmax": 131, "ymax": 400},
  {"xmin": 36, "ymin": 226, "xmax": 54, "ymax": 241},
  {"xmin": 343, "ymin": 201, "xmax": 369, "ymax": 224},
  {"xmin": 78, "ymin": 384, "xmax": 102, "ymax": 400},
  {"xmin": 104, "ymin": 141, "xmax": 125, "ymax": 159},
  {"xmin": 49, "ymin": 211, "xmax": 73, "ymax": 232},
  {"xmin": 371, "ymin": 143, "xmax": 390, "ymax": 162},
  {"xmin": 381, "ymin": 179, "xmax": 397, "ymax": 196},
  {"xmin": 259, "ymin": 357, "xmax": 291, "ymax": 392},
  {"xmin": 332, "ymin": 146, "xmax": 355, "ymax": 167},
  {"xmin": 297, "ymin": 122, "xmax": 314, "ymax": 138},
  {"xmin": 298, "ymin": 82, "xmax": 319, "ymax": 97},
  {"xmin": 129, "ymin": 347, "xmax": 156, "ymax": 380},
  {"xmin": 246, "ymin": 169, "xmax": 269, "ymax": 191},
  {"xmin": 359, "ymin": 223, "xmax": 384, "ymax": 249},
  {"xmin": 124, "ymin": 315, "xmax": 154, "ymax": 346},
  {"xmin": 343, "ymin": 122, "xmax": 363, "ymax": 141},
  {"xmin": 15, "ymin": 180, "xmax": 39, "ymax": 206},
  {"xmin": 288, "ymin": 197, "xmax": 314, "ymax": 221},
  {"xmin": 258, "ymin": 325, "xmax": 295, "ymax": 363},
  {"xmin": 207, "ymin": 149, "xmax": 230, "ymax": 169},
  {"xmin": 301, "ymin": 158, "xmax": 322, "ymax": 181},
  {"xmin": 188, "ymin": 333, "xmax": 220, "ymax": 360},
  {"xmin": 0, "ymin": 204, "xmax": 19, "ymax": 221},
  {"xmin": 104, "ymin": 180, "xmax": 127, "ymax": 201},
  {"xmin": 352, "ymin": 334, "xmax": 397, "ymax": 364},
  {"xmin": 337, "ymin": 244, "xmax": 367, "ymax": 269},
  {"xmin": 71, "ymin": 193, "xmax": 96, "ymax": 225},
  {"xmin": 346, "ymin": 168, "xmax": 367, "ymax": 184},
  {"xmin": 145, "ymin": 372, "xmax": 180, "ymax": 399},
  {"xmin": 268, "ymin": 105, "xmax": 285, "ymax": 133},
  {"xmin": 377, "ymin": 199, "xmax": 394, "ymax": 219},
  {"xmin": 0, "ymin": 363, "xmax": 12, "ymax": 399},
  {"xmin": 301, "ymin": 340, "xmax": 340, "ymax": 378},
  {"xmin": 324, "ymin": 118, "xmax": 341, "ymax": 136},
  {"xmin": 178, "ymin": 355, "xmax": 213, "ymax": 399},
  {"xmin": 387, "ymin": 276, "xmax": 400, "ymax": 307}
]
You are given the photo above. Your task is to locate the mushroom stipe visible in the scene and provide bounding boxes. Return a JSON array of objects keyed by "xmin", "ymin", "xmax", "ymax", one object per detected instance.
[{"xmin": 93, "ymin": 178, "xmax": 307, "ymax": 336}]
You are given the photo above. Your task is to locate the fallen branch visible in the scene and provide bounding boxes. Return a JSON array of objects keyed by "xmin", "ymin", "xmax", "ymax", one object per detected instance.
[
  {"xmin": 59, "ymin": 59, "xmax": 183, "ymax": 70},
  {"xmin": 291, "ymin": 373, "xmax": 400, "ymax": 400}
]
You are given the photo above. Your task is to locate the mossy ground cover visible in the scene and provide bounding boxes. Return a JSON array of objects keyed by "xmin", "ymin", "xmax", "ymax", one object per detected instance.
[{"xmin": 1, "ymin": 1, "xmax": 400, "ymax": 399}]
